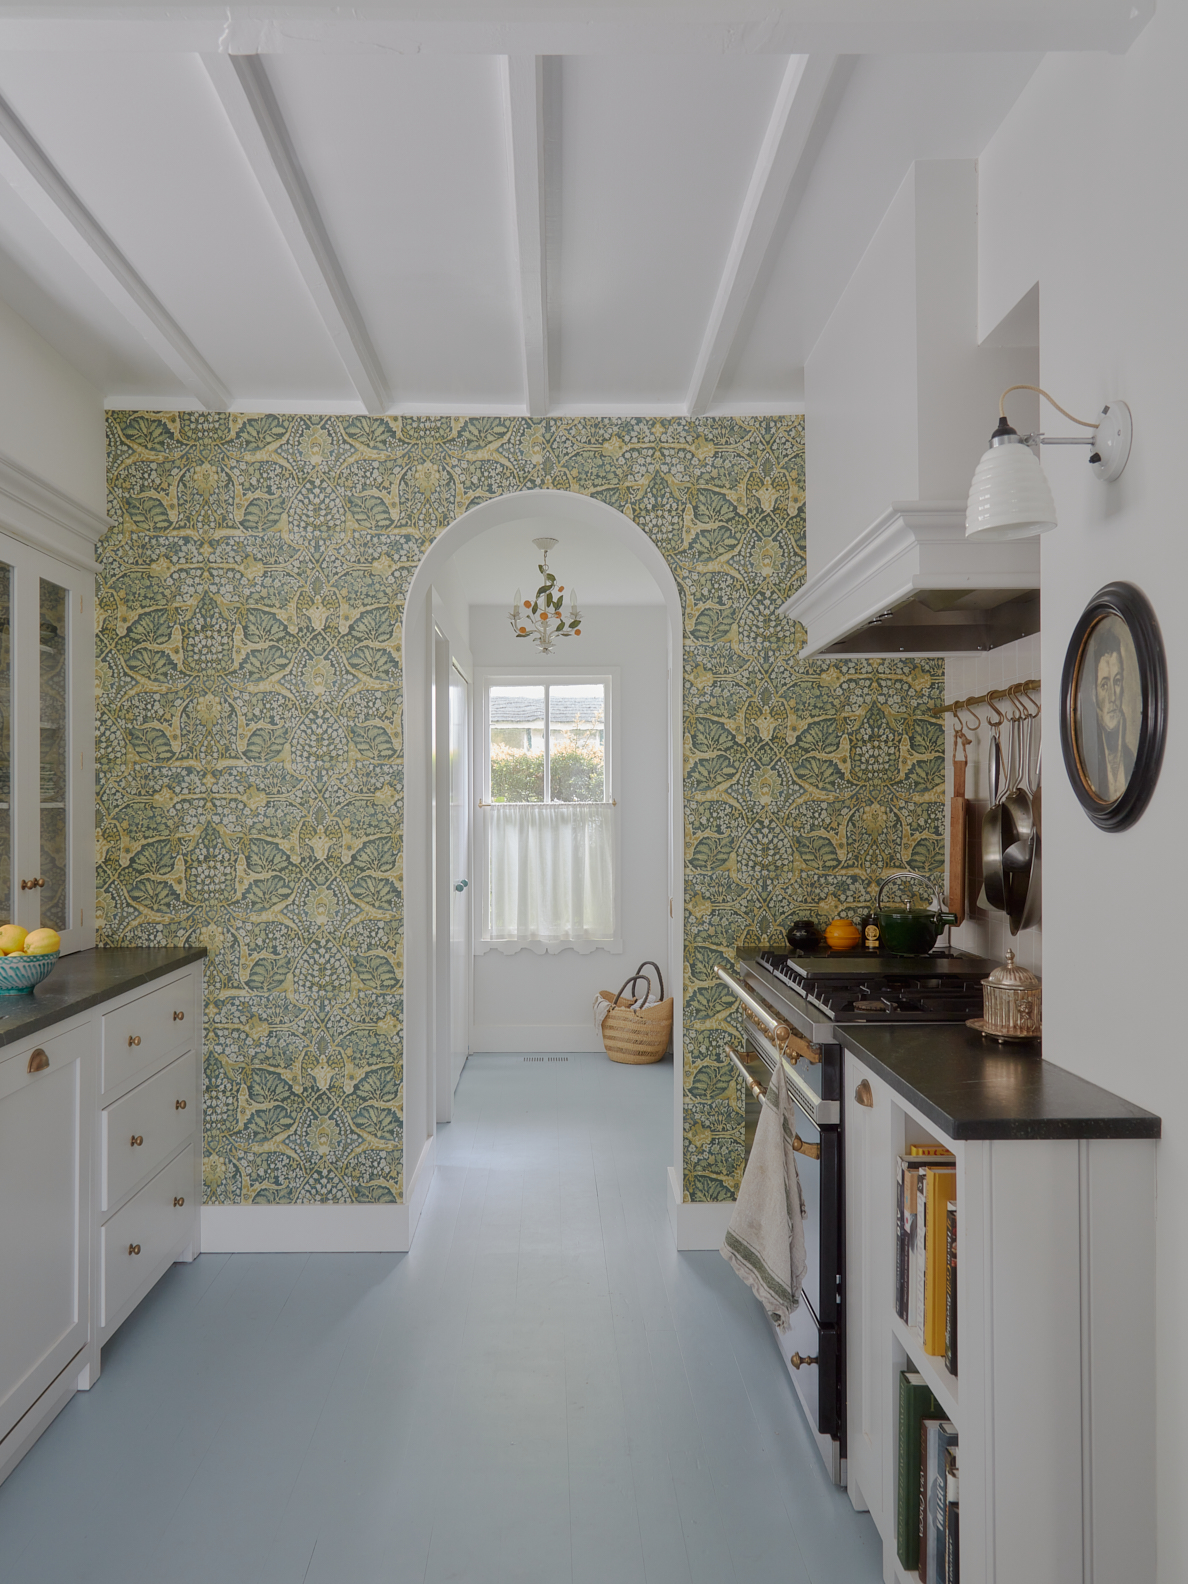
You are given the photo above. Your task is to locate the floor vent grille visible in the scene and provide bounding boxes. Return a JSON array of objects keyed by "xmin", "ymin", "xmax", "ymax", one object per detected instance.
[
  {"xmin": 547, "ymin": 1056, "xmax": 568, "ymax": 1062},
  {"xmin": 522, "ymin": 1055, "xmax": 546, "ymax": 1062}
]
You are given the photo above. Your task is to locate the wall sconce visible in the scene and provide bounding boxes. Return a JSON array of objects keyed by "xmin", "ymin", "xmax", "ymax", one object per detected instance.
[{"xmin": 965, "ymin": 384, "xmax": 1132, "ymax": 541}]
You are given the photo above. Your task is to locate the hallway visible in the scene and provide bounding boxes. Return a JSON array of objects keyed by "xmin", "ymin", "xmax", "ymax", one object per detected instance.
[{"xmin": 0, "ymin": 1053, "xmax": 881, "ymax": 1584}]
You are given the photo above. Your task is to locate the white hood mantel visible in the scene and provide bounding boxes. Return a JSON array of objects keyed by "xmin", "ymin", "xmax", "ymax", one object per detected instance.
[{"xmin": 779, "ymin": 500, "xmax": 1039, "ymax": 657}]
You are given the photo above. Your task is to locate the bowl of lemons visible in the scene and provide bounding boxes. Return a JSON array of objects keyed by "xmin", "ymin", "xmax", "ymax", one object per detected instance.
[{"xmin": 0, "ymin": 926, "xmax": 61, "ymax": 992}]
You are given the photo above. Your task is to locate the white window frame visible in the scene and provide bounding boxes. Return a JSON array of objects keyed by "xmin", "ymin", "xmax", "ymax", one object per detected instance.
[{"xmin": 474, "ymin": 667, "xmax": 620, "ymax": 954}]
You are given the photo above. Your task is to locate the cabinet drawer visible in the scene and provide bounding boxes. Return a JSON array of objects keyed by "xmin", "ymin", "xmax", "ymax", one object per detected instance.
[
  {"xmin": 101, "ymin": 1145, "xmax": 193, "ymax": 1328},
  {"xmin": 101, "ymin": 1052, "xmax": 196, "ymax": 1213},
  {"xmin": 101, "ymin": 973, "xmax": 197, "ymax": 1095}
]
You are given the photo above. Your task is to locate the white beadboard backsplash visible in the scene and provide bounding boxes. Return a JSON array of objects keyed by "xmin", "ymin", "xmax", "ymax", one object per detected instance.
[{"xmin": 945, "ymin": 632, "xmax": 1042, "ymax": 976}]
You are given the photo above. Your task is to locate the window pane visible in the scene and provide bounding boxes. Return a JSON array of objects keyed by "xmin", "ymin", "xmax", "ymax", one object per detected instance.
[
  {"xmin": 489, "ymin": 685, "xmax": 545, "ymax": 802},
  {"xmin": 549, "ymin": 683, "xmax": 604, "ymax": 802},
  {"xmin": 40, "ymin": 580, "xmax": 68, "ymax": 931},
  {"xmin": 0, "ymin": 565, "xmax": 9, "ymax": 922}
]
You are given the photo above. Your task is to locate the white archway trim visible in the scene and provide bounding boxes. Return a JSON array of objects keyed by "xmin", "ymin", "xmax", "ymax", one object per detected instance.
[{"xmin": 402, "ymin": 490, "xmax": 687, "ymax": 1246}]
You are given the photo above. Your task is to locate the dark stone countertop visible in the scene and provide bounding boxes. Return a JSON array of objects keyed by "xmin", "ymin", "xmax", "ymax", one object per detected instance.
[
  {"xmin": 837, "ymin": 1022, "xmax": 1161, "ymax": 1140},
  {"xmin": 0, "ymin": 947, "xmax": 206, "ymax": 1051}
]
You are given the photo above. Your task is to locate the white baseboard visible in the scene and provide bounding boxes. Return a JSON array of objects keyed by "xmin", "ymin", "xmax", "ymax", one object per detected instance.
[
  {"xmin": 667, "ymin": 1164, "xmax": 736, "ymax": 1251},
  {"xmin": 201, "ymin": 1138, "xmax": 437, "ymax": 1253},
  {"xmin": 471, "ymin": 1023, "xmax": 603, "ymax": 1053}
]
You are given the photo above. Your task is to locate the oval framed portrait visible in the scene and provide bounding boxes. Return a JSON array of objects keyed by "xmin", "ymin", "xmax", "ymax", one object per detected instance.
[{"xmin": 1060, "ymin": 581, "xmax": 1167, "ymax": 831}]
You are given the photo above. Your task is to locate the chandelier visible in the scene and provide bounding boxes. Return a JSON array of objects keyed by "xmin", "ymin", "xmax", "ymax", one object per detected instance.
[{"xmin": 509, "ymin": 537, "xmax": 582, "ymax": 654}]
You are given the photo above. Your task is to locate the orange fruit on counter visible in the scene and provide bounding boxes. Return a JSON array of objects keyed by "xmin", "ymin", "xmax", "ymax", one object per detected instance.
[
  {"xmin": 24, "ymin": 928, "xmax": 60, "ymax": 955},
  {"xmin": 0, "ymin": 924, "xmax": 26, "ymax": 953}
]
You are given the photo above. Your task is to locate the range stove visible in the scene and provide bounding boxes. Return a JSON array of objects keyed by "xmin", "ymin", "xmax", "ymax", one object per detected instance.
[
  {"xmin": 719, "ymin": 943, "xmax": 1001, "ymax": 1488},
  {"xmin": 755, "ymin": 947, "xmax": 999, "ymax": 1024}
]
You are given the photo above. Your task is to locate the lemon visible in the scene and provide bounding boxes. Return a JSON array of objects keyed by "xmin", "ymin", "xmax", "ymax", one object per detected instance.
[
  {"xmin": 24, "ymin": 928, "xmax": 60, "ymax": 956},
  {"xmin": 0, "ymin": 924, "xmax": 26, "ymax": 953}
]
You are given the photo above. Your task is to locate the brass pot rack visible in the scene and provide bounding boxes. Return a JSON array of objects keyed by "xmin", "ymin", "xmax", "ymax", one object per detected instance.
[{"xmin": 943, "ymin": 679, "xmax": 1040, "ymax": 724}]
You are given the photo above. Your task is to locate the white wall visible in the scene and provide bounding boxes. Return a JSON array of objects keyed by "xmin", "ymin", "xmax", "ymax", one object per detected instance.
[
  {"xmin": 468, "ymin": 603, "xmax": 670, "ymax": 1052},
  {"xmin": 804, "ymin": 160, "xmax": 1031, "ymax": 579},
  {"xmin": 0, "ymin": 292, "xmax": 105, "ymax": 519},
  {"xmin": 978, "ymin": 28, "xmax": 1182, "ymax": 1581}
]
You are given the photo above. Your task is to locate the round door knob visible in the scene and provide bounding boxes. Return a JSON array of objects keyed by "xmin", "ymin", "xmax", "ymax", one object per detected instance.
[
  {"xmin": 455, "ymin": 879, "xmax": 468, "ymax": 892},
  {"xmin": 130, "ymin": 1135, "xmax": 143, "ymax": 1147},
  {"xmin": 128, "ymin": 1244, "xmax": 141, "ymax": 1256},
  {"xmin": 175, "ymin": 1099, "xmax": 187, "ymax": 1110},
  {"xmin": 26, "ymin": 1048, "xmax": 49, "ymax": 1073},
  {"xmin": 173, "ymin": 1010, "xmax": 185, "ymax": 1021},
  {"xmin": 128, "ymin": 1035, "xmax": 141, "ymax": 1047},
  {"xmin": 789, "ymin": 1352, "xmax": 818, "ymax": 1371},
  {"xmin": 173, "ymin": 1196, "xmax": 185, "ymax": 1208},
  {"xmin": 37, "ymin": 877, "xmax": 45, "ymax": 888}
]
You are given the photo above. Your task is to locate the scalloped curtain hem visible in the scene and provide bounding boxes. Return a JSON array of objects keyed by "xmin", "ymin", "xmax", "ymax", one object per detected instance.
[{"xmin": 475, "ymin": 935, "xmax": 623, "ymax": 956}]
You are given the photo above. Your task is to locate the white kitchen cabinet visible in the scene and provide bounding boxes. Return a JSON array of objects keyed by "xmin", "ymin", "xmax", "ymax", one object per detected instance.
[
  {"xmin": 0, "ymin": 952, "xmax": 203, "ymax": 1487},
  {"xmin": 844, "ymin": 1048, "xmax": 1157, "ymax": 1584},
  {"xmin": 0, "ymin": 531, "xmax": 95, "ymax": 953},
  {"xmin": 0, "ymin": 1018, "xmax": 94, "ymax": 1485}
]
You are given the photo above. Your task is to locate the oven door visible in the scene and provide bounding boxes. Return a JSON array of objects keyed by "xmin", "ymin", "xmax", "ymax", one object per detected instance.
[
  {"xmin": 771, "ymin": 1299, "xmax": 841, "ymax": 1442},
  {"xmin": 777, "ymin": 1074, "xmax": 841, "ymax": 1331}
]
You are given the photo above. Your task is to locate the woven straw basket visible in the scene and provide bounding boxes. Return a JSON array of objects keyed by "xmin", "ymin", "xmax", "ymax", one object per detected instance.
[{"xmin": 598, "ymin": 961, "xmax": 673, "ymax": 1065}]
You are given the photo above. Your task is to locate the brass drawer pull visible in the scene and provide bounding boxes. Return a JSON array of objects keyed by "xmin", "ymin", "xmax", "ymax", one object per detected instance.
[
  {"xmin": 791, "ymin": 1132, "xmax": 821, "ymax": 1162},
  {"xmin": 854, "ymin": 1079, "xmax": 874, "ymax": 1108},
  {"xmin": 173, "ymin": 1011, "xmax": 184, "ymax": 1021},
  {"xmin": 173, "ymin": 1196, "xmax": 185, "ymax": 1208},
  {"xmin": 27, "ymin": 1047, "xmax": 49, "ymax": 1073},
  {"xmin": 19, "ymin": 877, "xmax": 45, "ymax": 890},
  {"xmin": 130, "ymin": 1134, "xmax": 143, "ymax": 1147},
  {"xmin": 789, "ymin": 1352, "xmax": 818, "ymax": 1371},
  {"xmin": 175, "ymin": 1099, "xmax": 187, "ymax": 1110},
  {"xmin": 128, "ymin": 1243, "xmax": 141, "ymax": 1256},
  {"xmin": 128, "ymin": 1035, "xmax": 141, "ymax": 1047}
]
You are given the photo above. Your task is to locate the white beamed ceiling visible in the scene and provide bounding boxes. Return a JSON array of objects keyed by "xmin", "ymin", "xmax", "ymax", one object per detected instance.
[{"xmin": 0, "ymin": 10, "xmax": 1082, "ymax": 413}]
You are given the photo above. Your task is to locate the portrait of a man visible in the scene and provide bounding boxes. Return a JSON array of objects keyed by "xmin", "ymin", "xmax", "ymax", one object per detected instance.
[{"xmin": 1076, "ymin": 613, "xmax": 1140, "ymax": 802}]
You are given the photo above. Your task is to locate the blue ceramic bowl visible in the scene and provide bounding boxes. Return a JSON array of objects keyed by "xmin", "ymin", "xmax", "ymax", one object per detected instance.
[{"xmin": 0, "ymin": 950, "xmax": 59, "ymax": 993}]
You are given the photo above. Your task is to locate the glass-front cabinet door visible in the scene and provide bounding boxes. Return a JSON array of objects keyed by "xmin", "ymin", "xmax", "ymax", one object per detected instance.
[{"xmin": 3, "ymin": 539, "xmax": 93, "ymax": 954}]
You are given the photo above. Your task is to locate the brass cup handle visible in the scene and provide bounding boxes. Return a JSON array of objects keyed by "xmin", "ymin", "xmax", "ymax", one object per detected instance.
[
  {"xmin": 128, "ymin": 1243, "xmax": 141, "ymax": 1256},
  {"xmin": 173, "ymin": 1196, "xmax": 185, "ymax": 1207},
  {"xmin": 854, "ymin": 1079, "xmax": 874, "ymax": 1108},
  {"xmin": 792, "ymin": 1133, "xmax": 821, "ymax": 1161},
  {"xmin": 130, "ymin": 1134, "xmax": 143, "ymax": 1147},
  {"xmin": 27, "ymin": 1047, "xmax": 49, "ymax": 1074},
  {"xmin": 175, "ymin": 1099, "xmax": 187, "ymax": 1110},
  {"xmin": 173, "ymin": 1010, "xmax": 184, "ymax": 1021},
  {"xmin": 789, "ymin": 1352, "xmax": 818, "ymax": 1371}
]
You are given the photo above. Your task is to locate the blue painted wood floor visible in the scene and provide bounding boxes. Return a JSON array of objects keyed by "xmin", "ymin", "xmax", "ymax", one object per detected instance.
[{"xmin": 0, "ymin": 1052, "xmax": 882, "ymax": 1583}]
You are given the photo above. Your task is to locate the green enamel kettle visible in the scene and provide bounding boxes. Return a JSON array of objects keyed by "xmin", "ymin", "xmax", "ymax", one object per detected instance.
[{"xmin": 876, "ymin": 871, "xmax": 958, "ymax": 956}]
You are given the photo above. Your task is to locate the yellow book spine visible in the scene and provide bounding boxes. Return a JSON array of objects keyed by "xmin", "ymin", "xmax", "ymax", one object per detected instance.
[{"xmin": 925, "ymin": 1170, "xmax": 957, "ymax": 1355}]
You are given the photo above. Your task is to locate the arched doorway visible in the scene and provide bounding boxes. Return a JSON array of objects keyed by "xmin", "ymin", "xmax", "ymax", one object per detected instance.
[{"xmin": 400, "ymin": 490, "xmax": 684, "ymax": 1238}]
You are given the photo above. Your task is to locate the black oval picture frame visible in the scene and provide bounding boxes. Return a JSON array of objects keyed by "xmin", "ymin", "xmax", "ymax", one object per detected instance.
[{"xmin": 1060, "ymin": 581, "xmax": 1167, "ymax": 831}]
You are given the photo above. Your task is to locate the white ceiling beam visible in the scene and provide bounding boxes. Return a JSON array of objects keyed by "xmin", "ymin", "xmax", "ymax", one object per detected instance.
[
  {"xmin": 500, "ymin": 55, "xmax": 548, "ymax": 420},
  {"xmin": 0, "ymin": 89, "xmax": 230, "ymax": 410},
  {"xmin": 686, "ymin": 52, "xmax": 841, "ymax": 417},
  {"xmin": 203, "ymin": 53, "xmax": 390, "ymax": 415}
]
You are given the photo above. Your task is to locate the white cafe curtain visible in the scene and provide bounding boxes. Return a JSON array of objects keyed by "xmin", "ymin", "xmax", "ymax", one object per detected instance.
[{"xmin": 483, "ymin": 802, "xmax": 619, "ymax": 954}]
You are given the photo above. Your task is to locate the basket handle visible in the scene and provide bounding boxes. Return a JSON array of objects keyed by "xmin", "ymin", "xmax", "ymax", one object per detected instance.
[
  {"xmin": 634, "ymin": 961, "xmax": 665, "ymax": 1003},
  {"xmin": 611, "ymin": 973, "xmax": 652, "ymax": 1009}
]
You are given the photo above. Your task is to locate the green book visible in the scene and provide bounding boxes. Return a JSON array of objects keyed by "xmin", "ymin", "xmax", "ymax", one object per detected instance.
[{"xmin": 897, "ymin": 1371, "xmax": 941, "ymax": 1570}]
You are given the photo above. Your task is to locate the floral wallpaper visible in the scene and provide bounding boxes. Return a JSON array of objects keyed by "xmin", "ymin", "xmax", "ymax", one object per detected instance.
[{"xmin": 98, "ymin": 413, "xmax": 944, "ymax": 1206}]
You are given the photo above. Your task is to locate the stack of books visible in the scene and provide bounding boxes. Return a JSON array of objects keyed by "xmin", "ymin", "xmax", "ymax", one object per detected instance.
[
  {"xmin": 895, "ymin": 1149, "xmax": 958, "ymax": 1370},
  {"xmin": 897, "ymin": 1370, "xmax": 959, "ymax": 1581}
]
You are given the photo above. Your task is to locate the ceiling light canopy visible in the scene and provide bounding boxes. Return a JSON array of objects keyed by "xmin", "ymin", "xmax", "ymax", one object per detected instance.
[{"xmin": 965, "ymin": 385, "xmax": 1132, "ymax": 541}]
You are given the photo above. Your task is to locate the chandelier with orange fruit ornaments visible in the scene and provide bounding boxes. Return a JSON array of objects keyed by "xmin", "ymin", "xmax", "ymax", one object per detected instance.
[{"xmin": 509, "ymin": 537, "xmax": 582, "ymax": 655}]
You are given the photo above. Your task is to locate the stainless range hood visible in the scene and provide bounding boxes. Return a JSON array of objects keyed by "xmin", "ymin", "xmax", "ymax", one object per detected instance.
[{"xmin": 779, "ymin": 500, "xmax": 1040, "ymax": 657}]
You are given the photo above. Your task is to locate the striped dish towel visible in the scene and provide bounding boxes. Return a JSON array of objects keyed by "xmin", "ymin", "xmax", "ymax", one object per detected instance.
[{"xmin": 720, "ymin": 1053, "xmax": 808, "ymax": 1326}]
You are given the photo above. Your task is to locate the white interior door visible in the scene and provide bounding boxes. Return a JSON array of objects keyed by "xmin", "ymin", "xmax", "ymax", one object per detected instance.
[{"xmin": 448, "ymin": 663, "xmax": 470, "ymax": 1093}]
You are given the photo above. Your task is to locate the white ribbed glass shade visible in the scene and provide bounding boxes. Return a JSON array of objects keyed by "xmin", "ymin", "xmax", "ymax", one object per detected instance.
[{"xmin": 965, "ymin": 441, "xmax": 1057, "ymax": 540}]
